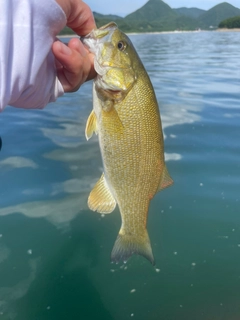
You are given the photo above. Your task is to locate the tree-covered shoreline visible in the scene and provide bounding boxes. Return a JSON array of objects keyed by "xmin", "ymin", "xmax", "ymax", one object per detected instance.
[{"xmin": 218, "ymin": 16, "xmax": 240, "ymax": 28}]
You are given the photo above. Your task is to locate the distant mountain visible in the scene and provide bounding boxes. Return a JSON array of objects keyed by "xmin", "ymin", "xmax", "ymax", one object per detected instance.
[
  {"xmin": 123, "ymin": 0, "xmax": 199, "ymax": 32},
  {"xmin": 93, "ymin": 12, "xmax": 123, "ymax": 20},
  {"xmin": 125, "ymin": 0, "xmax": 177, "ymax": 21},
  {"xmin": 198, "ymin": 2, "xmax": 240, "ymax": 28},
  {"xmin": 174, "ymin": 7, "xmax": 206, "ymax": 19},
  {"xmin": 59, "ymin": 0, "xmax": 240, "ymax": 34},
  {"xmin": 93, "ymin": 12, "xmax": 123, "ymax": 28}
]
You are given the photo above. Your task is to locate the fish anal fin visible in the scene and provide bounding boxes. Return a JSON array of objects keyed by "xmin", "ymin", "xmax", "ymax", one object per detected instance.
[
  {"xmin": 88, "ymin": 173, "xmax": 116, "ymax": 214},
  {"xmin": 158, "ymin": 165, "xmax": 173, "ymax": 192},
  {"xmin": 85, "ymin": 110, "xmax": 98, "ymax": 141},
  {"xmin": 111, "ymin": 228, "xmax": 155, "ymax": 265}
]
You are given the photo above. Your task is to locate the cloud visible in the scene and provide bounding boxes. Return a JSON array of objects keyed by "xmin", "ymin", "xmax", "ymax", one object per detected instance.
[
  {"xmin": 0, "ymin": 157, "xmax": 38, "ymax": 169},
  {"xmin": 165, "ymin": 153, "xmax": 182, "ymax": 161},
  {"xmin": 0, "ymin": 195, "xmax": 87, "ymax": 229}
]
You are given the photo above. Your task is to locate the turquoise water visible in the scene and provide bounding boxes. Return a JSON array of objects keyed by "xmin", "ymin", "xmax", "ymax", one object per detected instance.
[{"xmin": 0, "ymin": 31, "xmax": 240, "ymax": 319}]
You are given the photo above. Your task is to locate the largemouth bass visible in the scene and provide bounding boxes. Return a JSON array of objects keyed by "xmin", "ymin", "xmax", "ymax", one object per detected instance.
[{"xmin": 83, "ymin": 22, "xmax": 173, "ymax": 265}]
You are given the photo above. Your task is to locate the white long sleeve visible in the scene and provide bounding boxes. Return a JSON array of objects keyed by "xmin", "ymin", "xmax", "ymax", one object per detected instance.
[{"xmin": 0, "ymin": 0, "xmax": 67, "ymax": 111}]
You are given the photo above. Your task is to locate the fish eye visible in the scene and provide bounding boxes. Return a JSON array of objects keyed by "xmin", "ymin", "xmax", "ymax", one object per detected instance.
[{"xmin": 117, "ymin": 41, "xmax": 126, "ymax": 51}]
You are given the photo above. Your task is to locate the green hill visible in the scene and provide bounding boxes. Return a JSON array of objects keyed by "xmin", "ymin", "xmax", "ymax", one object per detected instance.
[
  {"xmin": 93, "ymin": 11, "xmax": 123, "ymax": 21},
  {"xmin": 58, "ymin": 0, "xmax": 240, "ymax": 34},
  {"xmin": 198, "ymin": 2, "xmax": 240, "ymax": 28},
  {"xmin": 219, "ymin": 15, "xmax": 240, "ymax": 28},
  {"xmin": 174, "ymin": 7, "xmax": 206, "ymax": 19},
  {"xmin": 123, "ymin": 0, "xmax": 199, "ymax": 32},
  {"xmin": 125, "ymin": 0, "xmax": 177, "ymax": 21},
  {"xmin": 93, "ymin": 12, "xmax": 123, "ymax": 21},
  {"xmin": 93, "ymin": 12, "xmax": 123, "ymax": 29}
]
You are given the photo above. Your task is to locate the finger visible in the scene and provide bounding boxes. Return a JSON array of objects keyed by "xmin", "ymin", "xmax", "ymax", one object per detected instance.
[
  {"xmin": 67, "ymin": 38, "xmax": 96, "ymax": 80},
  {"xmin": 53, "ymin": 38, "xmax": 96, "ymax": 79},
  {"xmin": 63, "ymin": 0, "xmax": 96, "ymax": 36},
  {"xmin": 52, "ymin": 39, "xmax": 95, "ymax": 92},
  {"xmin": 52, "ymin": 40, "xmax": 84, "ymax": 92}
]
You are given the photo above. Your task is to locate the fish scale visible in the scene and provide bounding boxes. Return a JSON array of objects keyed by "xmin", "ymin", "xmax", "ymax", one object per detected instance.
[{"xmin": 83, "ymin": 22, "xmax": 173, "ymax": 265}]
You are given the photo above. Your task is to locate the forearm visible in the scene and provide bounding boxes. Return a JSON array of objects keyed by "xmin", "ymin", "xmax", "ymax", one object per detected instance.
[{"xmin": 0, "ymin": 0, "xmax": 66, "ymax": 111}]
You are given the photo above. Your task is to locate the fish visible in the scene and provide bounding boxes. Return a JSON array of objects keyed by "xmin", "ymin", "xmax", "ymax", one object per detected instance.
[{"xmin": 82, "ymin": 22, "xmax": 173, "ymax": 265}]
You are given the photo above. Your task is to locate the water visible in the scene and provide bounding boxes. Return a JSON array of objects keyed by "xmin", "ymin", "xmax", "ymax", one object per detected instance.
[{"xmin": 0, "ymin": 31, "xmax": 240, "ymax": 319}]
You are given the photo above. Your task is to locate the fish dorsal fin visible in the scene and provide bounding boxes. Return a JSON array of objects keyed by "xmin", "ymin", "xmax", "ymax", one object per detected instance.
[
  {"xmin": 157, "ymin": 165, "xmax": 173, "ymax": 192},
  {"xmin": 85, "ymin": 110, "xmax": 98, "ymax": 140},
  {"xmin": 88, "ymin": 173, "xmax": 116, "ymax": 214}
]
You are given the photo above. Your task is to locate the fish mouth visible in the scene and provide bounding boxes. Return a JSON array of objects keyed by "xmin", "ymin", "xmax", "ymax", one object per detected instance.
[
  {"xmin": 92, "ymin": 22, "xmax": 118, "ymax": 40},
  {"xmin": 82, "ymin": 22, "xmax": 117, "ymax": 43},
  {"xmin": 81, "ymin": 22, "xmax": 118, "ymax": 55},
  {"xmin": 81, "ymin": 22, "xmax": 118, "ymax": 80}
]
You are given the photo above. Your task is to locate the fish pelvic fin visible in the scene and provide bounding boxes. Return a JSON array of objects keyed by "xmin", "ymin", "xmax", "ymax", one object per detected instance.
[
  {"xmin": 85, "ymin": 110, "xmax": 98, "ymax": 140},
  {"xmin": 158, "ymin": 165, "xmax": 173, "ymax": 192},
  {"xmin": 88, "ymin": 173, "xmax": 116, "ymax": 214},
  {"xmin": 111, "ymin": 228, "xmax": 155, "ymax": 265}
]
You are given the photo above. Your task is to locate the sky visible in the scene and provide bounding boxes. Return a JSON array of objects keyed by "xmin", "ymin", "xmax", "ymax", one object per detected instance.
[{"xmin": 84, "ymin": 0, "xmax": 240, "ymax": 17}]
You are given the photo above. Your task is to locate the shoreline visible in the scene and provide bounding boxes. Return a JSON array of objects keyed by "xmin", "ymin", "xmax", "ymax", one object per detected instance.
[
  {"xmin": 216, "ymin": 28, "xmax": 240, "ymax": 32},
  {"xmin": 58, "ymin": 28, "xmax": 240, "ymax": 38}
]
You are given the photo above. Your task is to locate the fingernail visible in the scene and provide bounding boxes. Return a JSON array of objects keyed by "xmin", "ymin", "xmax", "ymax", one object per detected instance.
[{"xmin": 56, "ymin": 41, "xmax": 72, "ymax": 56}]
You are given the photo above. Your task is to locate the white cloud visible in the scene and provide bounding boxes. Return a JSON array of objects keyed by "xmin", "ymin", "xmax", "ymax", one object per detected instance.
[
  {"xmin": 0, "ymin": 195, "xmax": 87, "ymax": 229},
  {"xmin": 0, "ymin": 157, "xmax": 38, "ymax": 169}
]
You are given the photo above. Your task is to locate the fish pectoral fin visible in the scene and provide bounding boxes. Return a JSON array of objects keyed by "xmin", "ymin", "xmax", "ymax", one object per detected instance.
[
  {"xmin": 157, "ymin": 165, "xmax": 174, "ymax": 192},
  {"xmin": 112, "ymin": 107, "xmax": 124, "ymax": 133},
  {"xmin": 103, "ymin": 106, "xmax": 124, "ymax": 135},
  {"xmin": 85, "ymin": 110, "xmax": 98, "ymax": 140},
  {"xmin": 88, "ymin": 173, "xmax": 116, "ymax": 214}
]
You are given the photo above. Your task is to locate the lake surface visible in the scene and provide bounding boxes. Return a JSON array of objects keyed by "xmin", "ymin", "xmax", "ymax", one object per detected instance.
[{"xmin": 0, "ymin": 31, "xmax": 240, "ymax": 319}]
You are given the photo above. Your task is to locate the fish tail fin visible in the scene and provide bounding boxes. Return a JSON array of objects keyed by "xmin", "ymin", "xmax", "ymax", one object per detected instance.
[{"xmin": 111, "ymin": 229, "xmax": 155, "ymax": 265}]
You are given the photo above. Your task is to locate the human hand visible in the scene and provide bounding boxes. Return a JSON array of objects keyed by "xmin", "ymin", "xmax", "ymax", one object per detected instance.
[{"xmin": 52, "ymin": 0, "xmax": 96, "ymax": 92}]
